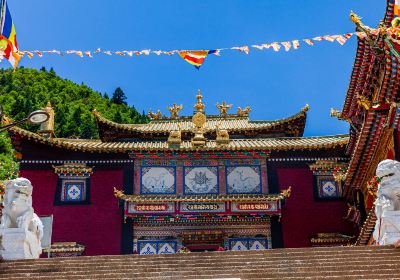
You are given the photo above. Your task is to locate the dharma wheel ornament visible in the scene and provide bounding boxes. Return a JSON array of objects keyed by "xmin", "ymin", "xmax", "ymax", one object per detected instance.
[{"xmin": 191, "ymin": 111, "xmax": 207, "ymax": 147}]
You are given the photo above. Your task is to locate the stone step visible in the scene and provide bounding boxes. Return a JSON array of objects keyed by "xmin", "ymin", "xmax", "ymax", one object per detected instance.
[{"xmin": 1, "ymin": 246, "xmax": 400, "ymax": 280}]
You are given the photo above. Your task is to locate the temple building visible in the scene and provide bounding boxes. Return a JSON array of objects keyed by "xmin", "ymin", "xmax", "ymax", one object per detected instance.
[
  {"xmin": 8, "ymin": 91, "xmax": 353, "ymax": 256},
  {"xmin": 330, "ymin": 0, "xmax": 400, "ymax": 245}
]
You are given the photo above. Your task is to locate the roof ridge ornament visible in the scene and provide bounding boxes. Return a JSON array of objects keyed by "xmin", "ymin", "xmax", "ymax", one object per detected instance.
[
  {"xmin": 167, "ymin": 103, "xmax": 183, "ymax": 119},
  {"xmin": 193, "ymin": 89, "xmax": 205, "ymax": 113},
  {"xmin": 350, "ymin": 11, "xmax": 385, "ymax": 55},
  {"xmin": 237, "ymin": 106, "xmax": 251, "ymax": 117},
  {"xmin": 216, "ymin": 101, "xmax": 232, "ymax": 117},
  {"xmin": 301, "ymin": 104, "xmax": 310, "ymax": 113},
  {"xmin": 148, "ymin": 110, "xmax": 162, "ymax": 120}
]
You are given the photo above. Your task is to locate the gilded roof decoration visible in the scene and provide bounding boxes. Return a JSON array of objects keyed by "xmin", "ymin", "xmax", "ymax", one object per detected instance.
[
  {"xmin": 147, "ymin": 110, "xmax": 162, "ymax": 120},
  {"xmin": 193, "ymin": 89, "xmax": 205, "ymax": 112},
  {"xmin": 216, "ymin": 101, "xmax": 233, "ymax": 116},
  {"xmin": 53, "ymin": 163, "xmax": 93, "ymax": 176},
  {"xmin": 310, "ymin": 233, "xmax": 353, "ymax": 244},
  {"xmin": 9, "ymin": 125, "xmax": 349, "ymax": 153},
  {"xmin": 43, "ymin": 242, "xmax": 85, "ymax": 253},
  {"xmin": 113, "ymin": 187, "xmax": 291, "ymax": 203},
  {"xmin": 237, "ymin": 106, "xmax": 251, "ymax": 117},
  {"xmin": 167, "ymin": 103, "xmax": 183, "ymax": 119},
  {"xmin": 93, "ymin": 105, "xmax": 309, "ymax": 137}
]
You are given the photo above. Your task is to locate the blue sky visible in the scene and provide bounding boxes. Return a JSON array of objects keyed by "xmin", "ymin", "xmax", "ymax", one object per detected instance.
[{"xmin": 9, "ymin": 1, "xmax": 384, "ymax": 136}]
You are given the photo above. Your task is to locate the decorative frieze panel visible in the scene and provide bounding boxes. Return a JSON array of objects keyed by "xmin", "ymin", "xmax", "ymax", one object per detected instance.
[
  {"xmin": 137, "ymin": 240, "xmax": 177, "ymax": 255},
  {"xmin": 231, "ymin": 201, "xmax": 279, "ymax": 213},
  {"xmin": 184, "ymin": 166, "xmax": 219, "ymax": 194},
  {"xmin": 127, "ymin": 202, "xmax": 175, "ymax": 214},
  {"xmin": 141, "ymin": 167, "xmax": 176, "ymax": 194},
  {"xmin": 228, "ymin": 238, "xmax": 268, "ymax": 251},
  {"xmin": 180, "ymin": 202, "xmax": 226, "ymax": 213},
  {"xmin": 226, "ymin": 166, "xmax": 262, "ymax": 194}
]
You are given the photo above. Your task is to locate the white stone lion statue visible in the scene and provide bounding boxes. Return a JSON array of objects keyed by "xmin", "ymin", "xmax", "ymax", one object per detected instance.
[
  {"xmin": 373, "ymin": 160, "xmax": 400, "ymax": 245},
  {"xmin": 0, "ymin": 178, "xmax": 43, "ymax": 259}
]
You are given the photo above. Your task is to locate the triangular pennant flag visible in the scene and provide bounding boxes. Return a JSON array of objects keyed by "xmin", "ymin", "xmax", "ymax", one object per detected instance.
[
  {"xmin": 141, "ymin": 49, "xmax": 151, "ymax": 55},
  {"xmin": 232, "ymin": 46, "xmax": 250, "ymax": 54},
  {"xmin": 270, "ymin": 42, "xmax": 281, "ymax": 51},
  {"xmin": 303, "ymin": 39, "xmax": 314, "ymax": 45},
  {"xmin": 34, "ymin": 50, "xmax": 43, "ymax": 57},
  {"xmin": 209, "ymin": 49, "xmax": 221, "ymax": 56},
  {"xmin": 103, "ymin": 51, "xmax": 112, "ymax": 55},
  {"xmin": 124, "ymin": 51, "xmax": 133, "ymax": 57},
  {"xmin": 178, "ymin": 50, "xmax": 210, "ymax": 69},
  {"xmin": 153, "ymin": 50, "xmax": 162, "ymax": 55},
  {"xmin": 84, "ymin": 51, "xmax": 92, "ymax": 57},
  {"xmin": 95, "ymin": 48, "xmax": 101, "ymax": 54},
  {"xmin": 281, "ymin": 41, "xmax": 292, "ymax": 51},
  {"xmin": 115, "ymin": 51, "xmax": 125, "ymax": 56},
  {"xmin": 322, "ymin": 35, "xmax": 336, "ymax": 42},
  {"xmin": 292, "ymin": 40, "xmax": 300, "ymax": 49},
  {"xmin": 335, "ymin": 35, "xmax": 348, "ymax": 46},
  {"xmin": 25, "ymin": 51, "xmax": 34, "ymax": 58}
]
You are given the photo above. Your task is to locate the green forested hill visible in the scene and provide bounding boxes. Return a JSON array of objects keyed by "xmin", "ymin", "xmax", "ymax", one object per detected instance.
[{"xmin": 0, "ymin": 67, "xmax": 148, "ymax": 180}]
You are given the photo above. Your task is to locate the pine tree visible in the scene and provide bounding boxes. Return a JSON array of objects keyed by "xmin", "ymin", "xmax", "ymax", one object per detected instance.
[
  {"xmin": 103, "ymin": 93, "xmax": 109, "ymax": 99},
  {"xmin": 113, "ymin": 110, "xmax": 123, "ymax": 123},
  {"xmin": 111, "ymin": 87, "xmax": 127, "ymax": 105}
]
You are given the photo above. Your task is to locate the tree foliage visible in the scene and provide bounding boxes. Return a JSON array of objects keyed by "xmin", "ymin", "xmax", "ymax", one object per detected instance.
[{"xmin": 0, "ymin": 67, "xmax": 149, "ymax": 180}]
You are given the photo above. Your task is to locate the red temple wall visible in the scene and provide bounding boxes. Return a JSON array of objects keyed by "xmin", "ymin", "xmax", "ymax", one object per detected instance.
[
  {"xmin": 277, "ymin": 166, "xmax": 353, "ymax": 248},
  {"xmin": 20, "ymin": 169, "xmax": 123, "ymax": 256}
]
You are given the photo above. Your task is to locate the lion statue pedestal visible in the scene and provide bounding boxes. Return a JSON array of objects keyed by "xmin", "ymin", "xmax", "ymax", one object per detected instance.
[
  {"xmin": 0, "ymin": 228, "xmax": 42, "ymax": 259},
  {"xmin": 0, "ymin": 178, "xmax": 43, "ymax": 260},
  {"xmin": 372, "ymin": 160, "xmax": 400, "ymax": 245}
]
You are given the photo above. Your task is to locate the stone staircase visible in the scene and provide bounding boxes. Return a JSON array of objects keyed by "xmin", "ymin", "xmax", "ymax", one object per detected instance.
[{"xmin": 1, "ymin": 246, "xmax": 400, "ymax": 279}]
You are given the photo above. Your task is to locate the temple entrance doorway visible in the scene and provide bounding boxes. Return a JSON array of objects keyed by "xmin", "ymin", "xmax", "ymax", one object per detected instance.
[{"xmin": 182, "ymin": 230, "xmax": 224, "ymax": 252}]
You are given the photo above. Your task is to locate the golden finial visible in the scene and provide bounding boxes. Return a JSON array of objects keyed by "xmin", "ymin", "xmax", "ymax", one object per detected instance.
[
  {"xmin": 167, "ymin": 103, "xmax": 183, "ymax": 119},
  {"xmin": 193, "ymin": 89, "xmax": 205, "ymax": 113},
  {"xmin": 301, "ymin": 104, "xmax": 310, "ymax": 113},
  {"xmin": 216, "ymin": 101, "xmax": 233, "ymax": 116}
]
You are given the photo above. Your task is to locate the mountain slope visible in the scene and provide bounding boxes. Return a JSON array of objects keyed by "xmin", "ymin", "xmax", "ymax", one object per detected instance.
[{"xmin": 0, "ymin": 67, "xmax": 148, "ymax": 180}]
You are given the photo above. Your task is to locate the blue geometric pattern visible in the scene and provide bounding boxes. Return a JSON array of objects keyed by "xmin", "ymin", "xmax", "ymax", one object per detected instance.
[
  {"xmin": 62, "ymin": 180, "xmax": 86, "ymax": 202},
  {"xmin": 229, "ymin": 238, "xmax": 268, "ymax": 251},
  {"xmin": 137, "ymin": 240, "xmax": 177, "ymax": 255},
  {"xmin": 317, "ymin": 176, "xmax": 341, "ymax": 198}
]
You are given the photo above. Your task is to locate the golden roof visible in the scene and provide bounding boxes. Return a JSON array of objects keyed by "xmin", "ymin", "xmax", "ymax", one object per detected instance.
[
  {"xmin": 95, "ymin": 105, "xmax": 309, "ymax": 132},
  {"xmin": 10, "ymin": 125, "xmax": 349, "ymax": 153},
  {"xmin": 114, "ymin": 187, "xmax": 291, "ymax": 203}
]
